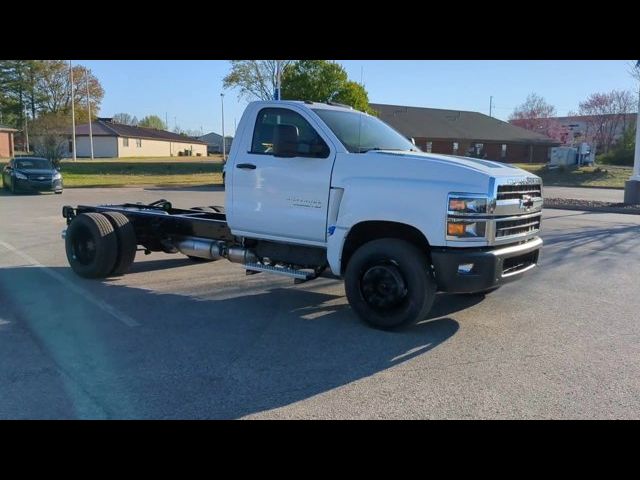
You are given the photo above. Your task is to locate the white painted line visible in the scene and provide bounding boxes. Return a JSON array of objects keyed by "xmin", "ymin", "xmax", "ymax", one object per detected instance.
[{"xmin": 0, "ymin": 240, "xmax": 140, "ymax": 328}]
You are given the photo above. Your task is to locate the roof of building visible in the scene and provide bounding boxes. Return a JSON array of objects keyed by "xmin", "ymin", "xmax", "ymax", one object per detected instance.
[
  {"xmin": 549, "ymin": 113, "xmax": 637, "ymax": 123},
  {"xmin": 0, "ymin": 125, "xmax": 18, "ymax": 132},
  {"xmin": 371, "ymin": 103, "xmax": 558, "ymax": 145},
  {"xmin": 198, "ymin": 132, "xmax": 233, "ymax": 144},
  {"xmin": 74, "ymin": 120, "xmax": 207, "ymax": 144}
]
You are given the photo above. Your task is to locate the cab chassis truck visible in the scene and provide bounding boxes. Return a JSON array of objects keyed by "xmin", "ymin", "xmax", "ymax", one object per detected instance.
[{"xmin": 61, "ymin": 101, "xmax": 543, "ymax": 330}]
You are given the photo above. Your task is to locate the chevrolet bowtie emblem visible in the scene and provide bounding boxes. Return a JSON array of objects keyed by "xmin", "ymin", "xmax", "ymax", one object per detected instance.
[{"xmin": 520, "ymin": 194, "xmax": 534, "ymax": 210}]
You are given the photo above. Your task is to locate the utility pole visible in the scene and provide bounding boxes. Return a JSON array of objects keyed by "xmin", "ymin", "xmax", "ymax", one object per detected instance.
[
  {"xmin": 489, "ymin": 96, "xmax": 493, "ymax": 118},
  {"xmin": 274, "ymin": 60, "xmax": 282, "ymax": 101},
  {"xmin": 85, "ymin": 68, "xmax": 94, "ymax": 160},
  {"xmin": 624, "ymin": 61, "xmax": 640, "ymax": 204},
  {"xmin": 69, "ymin": 60, "xmax": 76, "ymax": 161},
  {"xmin": 221, "ymin": 93, "xmax": 226, "ymax": 161},
  {"xmin": 23, "ymin": 105, "xmax": 29, "ymax": 153}
]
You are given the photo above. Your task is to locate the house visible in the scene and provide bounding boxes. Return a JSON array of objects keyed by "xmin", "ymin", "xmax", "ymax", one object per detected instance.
[
  {"xmin": 71, "ymin": 118, "xmax": 208, "ymax": 158},
  {"xmin": 0, "ymin": 126, "xmax": 17, "ymax": 158},
  {"xmin": 371, "ymin": 103, "xmax": 559, "ymax": 163},
  {"xmin": 197, "ymin": 132, "xmax": 233, "ymax": 155}
]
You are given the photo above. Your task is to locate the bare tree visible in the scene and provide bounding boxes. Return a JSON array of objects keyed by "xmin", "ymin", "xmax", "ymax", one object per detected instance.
[
  {"xmin": 509, "ymin": 93, "xmax": 567, "ymax": 142},
  {"xmin": 579, "ymin": 90, "xmax": 637, "ymax": 153},
  {"xmin": 30, "ymin": 112, "xmax": 69, "ymax": 166},
  {"xmin": 113, "ymin": 113, "xmax": 138, "ymax": 125},
  {"xmin": 223, "ymin": 60, "xmax": 294, "ymax": 101}
]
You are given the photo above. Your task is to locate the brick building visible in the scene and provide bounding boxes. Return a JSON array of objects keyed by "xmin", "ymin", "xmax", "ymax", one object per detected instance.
[
  {"xmin": 0, "ymin": 126, "xmax": 17, "ymax": 158},
  {"xmin": 371, "ymin": 103, "xmax": 559, "ymax": 163}
]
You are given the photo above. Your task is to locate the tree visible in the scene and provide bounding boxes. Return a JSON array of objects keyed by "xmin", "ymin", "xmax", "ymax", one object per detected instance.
[
  {"xmin": 281, "ymin": 60, "xmax": 373, "ymax": 112},
  {"xmin": 578, "ymin": 89, "xmax": 637, "ymax": 153},
  {"xmin": 138, "ymin": 115, "xmax": 167, "ymax": 130},
  {"xmin": 223, "ymin": 60, "xmax": 294, "ymax": 101},
  {"xmin": 509, "ymin": 93, "xmax": 567, "ymax": 143},
  {"xmin": 0, "ymin": 60, "xmax": 105, "ymax": 128},
  {"xmin": 113, "ymin": 113, "xmax": 138, "ymax": 125},
  {"xmin": 36, "ymin": 61, "xmax": 104, "ymax": 123},
  {"xmin": 30, "ymin": 112, "xmax": 70, "ymax": 166}
]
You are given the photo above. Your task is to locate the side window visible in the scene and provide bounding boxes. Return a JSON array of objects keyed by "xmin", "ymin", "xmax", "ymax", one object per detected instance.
[
  {"xmin": 250, "ymin": 108, "xmax": 329, "ymax": 158},
  {"xmin": 123, "ymin": 138, "xmax": 129, "ymax": 147}
]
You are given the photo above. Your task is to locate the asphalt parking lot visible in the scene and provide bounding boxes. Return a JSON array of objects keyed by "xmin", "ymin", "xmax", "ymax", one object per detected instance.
[{"xmin": 1, "ymin": 186, "xmax": 639, "ymax": 419}]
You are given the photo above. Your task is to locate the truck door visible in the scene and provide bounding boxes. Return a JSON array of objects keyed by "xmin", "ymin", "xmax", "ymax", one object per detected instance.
[{"xmin": 230, "ymin": 106, "xmax": 335, "ymax": 244}]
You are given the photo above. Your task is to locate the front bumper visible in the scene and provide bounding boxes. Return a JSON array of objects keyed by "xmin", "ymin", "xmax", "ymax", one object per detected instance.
[
  {"xmin": 14, "ymin": 178, "xmax": 63, "ymax": 192},
  {"xmin": 431, "ymin": 237, "xmax": 542, "ymax": 293}
]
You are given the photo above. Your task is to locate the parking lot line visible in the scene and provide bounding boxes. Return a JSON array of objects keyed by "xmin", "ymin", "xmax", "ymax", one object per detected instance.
[{"xmin": 0, "ymin": 240, "xmax": 140, "ymax": 328}]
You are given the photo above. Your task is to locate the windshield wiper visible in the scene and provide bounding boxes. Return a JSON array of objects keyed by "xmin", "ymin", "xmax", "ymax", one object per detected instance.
[{"xmin": 356, "ymin": 147, "xmax": 408, "ymax": 153}]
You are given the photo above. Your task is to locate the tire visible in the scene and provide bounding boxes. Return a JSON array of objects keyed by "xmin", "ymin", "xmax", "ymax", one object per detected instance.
[
  {"xmin": 55, "ymin": 190, "xmax": 63, "ymax": 194},
  {"xmin": 102, "ymin": 212, "xmax": 137, "ymax": 275},
  {"xmin": 344, "ymin": 238, "xmax": 436, "ymax": 330},
  {"xmin": 65, "ymin": 213, "xmax": 118, "ymax": 278}
]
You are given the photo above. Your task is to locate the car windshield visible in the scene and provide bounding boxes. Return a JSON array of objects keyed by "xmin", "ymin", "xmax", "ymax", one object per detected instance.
[
  {"xmin": 312, "ymin": 108, "xmax": 420, "ymax": 154},
  {"xmin": 15, "ymin": 158, "xmax": 52, "ymax": 170}
]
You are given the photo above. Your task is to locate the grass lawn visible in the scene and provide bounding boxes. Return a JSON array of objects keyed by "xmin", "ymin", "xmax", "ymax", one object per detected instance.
[
  {"xmin": 514, "ymin": 163, "xmax": 631, "ymax": 189},
  {"xmin": 1, "ymin": 158, "xmax": 225, "ymax": 188}
]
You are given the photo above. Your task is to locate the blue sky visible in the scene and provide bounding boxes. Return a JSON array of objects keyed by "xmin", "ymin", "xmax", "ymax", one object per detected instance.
[{"xmin": 76, "ymin": 60, "xmax": 638, "ymax": 136}]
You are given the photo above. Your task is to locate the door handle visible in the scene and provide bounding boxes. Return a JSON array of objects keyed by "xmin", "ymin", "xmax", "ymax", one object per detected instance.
[{"xmin": 236, "ymin": 163, "xmax": 256, "ymax": 170}]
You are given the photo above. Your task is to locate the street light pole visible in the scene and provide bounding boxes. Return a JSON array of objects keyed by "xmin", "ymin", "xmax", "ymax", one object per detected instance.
[
  {"xmin": 274, "ymin": 60, "xmax": 282, "ymax": 100},
  {"xmin": 85, "ymin": 68, "xmax": 94, "ymax": 160},
  {"xmin": 221, "ymin": 93, "xmax": 226, "ymax": 162},
  {"xmin": 69, "ymin": 60, "xmax": 77, "ymax": 161},
  {"xmin": 624, "ymin": 62, "xmax": 640, "ymax": 204}
]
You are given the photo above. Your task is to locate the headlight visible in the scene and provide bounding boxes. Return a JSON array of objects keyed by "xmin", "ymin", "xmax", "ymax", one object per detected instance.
[
  {"xmin": 14, "ymin": 172, "xmax": 28, "ymax": 180},
  {"xmin": 53, "ymin": 172, "xmax": 62, "ymax": 180},
  {"xmin": 448, "ymin": 194, "xmax": 488, "ymax": 214},
  {"xmin": 447, "ymin": 220, "xmax": 486, "ymax": 239}
]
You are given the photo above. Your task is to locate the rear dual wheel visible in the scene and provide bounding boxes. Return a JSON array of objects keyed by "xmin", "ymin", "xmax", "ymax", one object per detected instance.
[{"xmin": 65, "ymin": 212, "xmax": 137, "ymax": 278}]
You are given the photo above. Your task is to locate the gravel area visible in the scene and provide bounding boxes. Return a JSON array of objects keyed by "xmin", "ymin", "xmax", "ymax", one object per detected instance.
[{"xmin": 544, "ymin": 198, "xmax": 640, "ymax": 215}]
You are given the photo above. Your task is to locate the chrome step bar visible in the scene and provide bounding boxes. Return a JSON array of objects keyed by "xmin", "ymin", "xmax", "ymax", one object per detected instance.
[{"xmin": 244, "ymin": 262, "xmax": 314, "ymax": 280}]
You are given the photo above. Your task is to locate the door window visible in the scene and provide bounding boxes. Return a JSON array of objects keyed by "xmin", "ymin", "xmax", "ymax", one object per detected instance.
[{"xmin": 250, "ymin": 108, "xmax": 329, "ymax": 158}]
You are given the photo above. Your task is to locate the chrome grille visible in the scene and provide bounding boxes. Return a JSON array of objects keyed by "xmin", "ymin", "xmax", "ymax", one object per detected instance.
[
  {"xmin": 497, "ymin": 183, "xmax": 542, "ymax": 200},
  {"xmin": 27, "ymin": 174, "xmax": 52, "ymax": 181},
  {"xmin": 495, "ymin": 214, "xmax": 541, "ymax": 238}
]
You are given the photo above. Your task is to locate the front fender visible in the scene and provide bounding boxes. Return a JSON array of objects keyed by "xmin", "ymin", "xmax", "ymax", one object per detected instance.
[{"xmin": 326, "ymin": 178, "xmax": 462, "ymax": 276}]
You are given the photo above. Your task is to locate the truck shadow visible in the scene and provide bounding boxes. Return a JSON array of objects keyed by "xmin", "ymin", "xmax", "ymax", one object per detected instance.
[{"xmin": 0, "ymin": 266, "xmax": 471, "ymax": 419}]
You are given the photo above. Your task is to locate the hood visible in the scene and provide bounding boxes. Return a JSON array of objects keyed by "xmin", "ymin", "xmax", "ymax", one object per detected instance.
[{"xmin": 374, "ymin": 151, "xmax": 538, "ymax": 179}]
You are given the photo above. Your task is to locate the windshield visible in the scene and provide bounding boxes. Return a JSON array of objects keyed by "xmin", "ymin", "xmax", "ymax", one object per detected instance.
[
  {"xmin": 15, "ymin": 158, "xmax": 52, "ymax": 170},
  {"xmin": 312, "ymin": 108, "xmax": 420, "ymax": 154}
]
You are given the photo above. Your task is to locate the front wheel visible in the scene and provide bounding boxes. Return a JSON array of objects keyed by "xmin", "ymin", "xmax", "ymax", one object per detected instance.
[{"xmin": 344, "ymin": 238, "xmax": 436, "ymax": 330}]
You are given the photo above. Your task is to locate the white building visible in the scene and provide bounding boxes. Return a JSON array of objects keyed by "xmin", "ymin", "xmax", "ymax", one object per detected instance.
[{"xmin": 71, "ymin": 118, "xmax": 208, "ymax": 158}]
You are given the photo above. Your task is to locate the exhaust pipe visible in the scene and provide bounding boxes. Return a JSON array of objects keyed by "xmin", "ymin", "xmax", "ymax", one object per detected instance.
[
  {"xmin": 175, "ymin": 237, "xmax": 225, "ymax": 260},
  {"xmin": 174, "ymin": 236, "xmax": 257, "ymax": 264}
]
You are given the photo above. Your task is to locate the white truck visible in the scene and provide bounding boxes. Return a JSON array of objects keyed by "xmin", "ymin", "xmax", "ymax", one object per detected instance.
[{"xmin": 61, "ymin": 100, "xmax": 543, "ymax": 329}]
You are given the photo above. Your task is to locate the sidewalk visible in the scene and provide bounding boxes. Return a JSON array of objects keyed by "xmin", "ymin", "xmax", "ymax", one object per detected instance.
[{"xmin": 544, "ymin": 186, "xmax": 623, "ymax": 203}]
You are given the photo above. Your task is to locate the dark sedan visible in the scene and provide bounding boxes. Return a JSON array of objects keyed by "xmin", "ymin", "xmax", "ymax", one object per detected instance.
[{"xmin": 2, "ymin": 157, "xmax": 63, "ymax": 194}]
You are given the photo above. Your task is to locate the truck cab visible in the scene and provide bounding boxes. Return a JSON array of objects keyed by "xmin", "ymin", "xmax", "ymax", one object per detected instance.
[{"xmin": 62, "ymin": 100, "xmax": 543, "ymax": 330}]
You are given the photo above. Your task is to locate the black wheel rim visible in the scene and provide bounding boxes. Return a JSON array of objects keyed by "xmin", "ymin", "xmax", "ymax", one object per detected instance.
[
  {"xmin": 360, "ymin": 261, "xmax": 408, "ymax": 310},
  {"xmin": 71, "ymin": 225, "xmax": 97, "ymax": 265}
]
